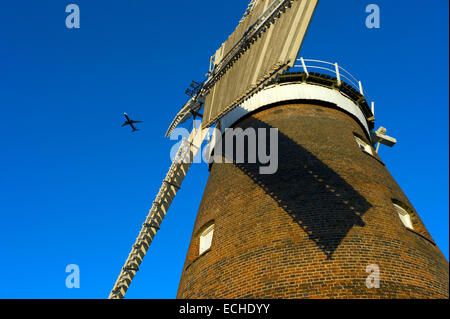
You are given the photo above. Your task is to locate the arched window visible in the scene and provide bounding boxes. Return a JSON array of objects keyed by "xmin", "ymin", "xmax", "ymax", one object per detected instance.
[
  {"xmin": 393, "ymin": 203, "xmax": 413, "ymax": 230},
  {"xmin": 199, "ymin": 224, "xmax": 214, "ymax": 255}
]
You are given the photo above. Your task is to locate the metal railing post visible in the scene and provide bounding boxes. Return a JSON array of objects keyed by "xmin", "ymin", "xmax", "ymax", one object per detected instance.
[
  {"xmin": 334, "ymin": 62, "xmax": 341, "ymax": 86},
  {"xmin": 358, "ymin": 81, "xmax": 364, "ymax": 95},
  {"xmin": 300, "ymin": 57, "xmax": 308, "ymax": 76}
]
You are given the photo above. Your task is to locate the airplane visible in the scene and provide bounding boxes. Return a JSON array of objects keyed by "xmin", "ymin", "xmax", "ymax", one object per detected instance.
[{"xmin": 122, "ymin": 112, "xmax": 143, "ymax": 132}]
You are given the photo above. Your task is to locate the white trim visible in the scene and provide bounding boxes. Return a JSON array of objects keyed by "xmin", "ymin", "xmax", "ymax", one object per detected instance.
[
  {"xmin": 219, "ymin": 82, "xmax": 370, "ymax": 136},
  {"xmin": 393, "ymin": 203, "xmax": 414, "ymax": 230},
  {"xmin": 199, "ymin": 224, "xmax": 214, "ymax": 255},
  {"xmin": 354, "ymin": 135, "xmax": 373, "ymax": 155}
]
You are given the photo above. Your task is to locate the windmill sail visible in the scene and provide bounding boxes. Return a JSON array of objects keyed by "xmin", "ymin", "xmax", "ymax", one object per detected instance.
[{"xmin": 202, "ymin": 0, "xmax": 318, "ymax": 128}]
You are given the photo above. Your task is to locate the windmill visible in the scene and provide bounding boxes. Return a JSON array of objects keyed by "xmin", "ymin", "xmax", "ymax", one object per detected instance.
[
  {"xmin": 109, "ymin": 0, "xmax": 449, "ymax": 299},
  {"xmin": 108, "ymin": 0, "xmax": 319, "ymax": 299}
]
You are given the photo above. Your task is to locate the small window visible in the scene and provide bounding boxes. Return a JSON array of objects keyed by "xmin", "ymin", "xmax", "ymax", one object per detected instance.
[
  {"xmin": 354, "ymin": 135, "xmax": 373, "ymax": 155},
  {"xmin": 199, "ymin": 224, "xmax": 214, "ymax": 255},
  {"xmin": 393, "ymin": 203, "xmax": 413, "ymax": 230}
]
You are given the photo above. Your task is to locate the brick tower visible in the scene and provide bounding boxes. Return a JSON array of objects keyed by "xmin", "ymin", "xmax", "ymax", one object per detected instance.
[{"xmin": 176, "ymin": 70, "xmax": 449, "ymax": 299}]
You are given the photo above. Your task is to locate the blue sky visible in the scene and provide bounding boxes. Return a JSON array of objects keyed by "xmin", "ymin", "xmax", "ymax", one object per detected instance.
[{"xmin": 0, "ymin": 1, "xmax": 448, "ymax": 298}]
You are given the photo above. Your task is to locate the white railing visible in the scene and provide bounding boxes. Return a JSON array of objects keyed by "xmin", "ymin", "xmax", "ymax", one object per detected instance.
[{"xmin": 293, "ymin": 58, "xmax": 375, "ymax": 115}]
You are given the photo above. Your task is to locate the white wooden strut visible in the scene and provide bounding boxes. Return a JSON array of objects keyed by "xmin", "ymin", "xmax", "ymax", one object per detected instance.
[{"xmin": 108, "ymin": 124, "xmax": 208, "ymax": 299}]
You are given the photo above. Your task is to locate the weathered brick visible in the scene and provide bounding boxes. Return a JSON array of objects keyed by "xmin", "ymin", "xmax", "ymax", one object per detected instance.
[{"xmin": 177, "ymin": 103, "xmax": 449, "ymax": 299}]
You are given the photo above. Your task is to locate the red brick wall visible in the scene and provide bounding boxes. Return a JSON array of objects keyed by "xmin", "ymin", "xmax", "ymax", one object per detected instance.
[{"xmin": 177, "ymin": 103, "xmax": 449, "ymax": 299}]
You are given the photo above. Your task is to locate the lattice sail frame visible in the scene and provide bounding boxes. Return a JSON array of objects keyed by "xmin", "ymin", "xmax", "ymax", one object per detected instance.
[{"xmin": 109, "ymin": 125, "xmax": 208, "ymax": 299}]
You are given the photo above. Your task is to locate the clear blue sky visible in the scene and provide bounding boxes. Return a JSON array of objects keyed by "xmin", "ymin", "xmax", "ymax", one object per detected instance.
[{"xmin": 0, "ymin": 1, "xmax": 448, "ymax": 298}]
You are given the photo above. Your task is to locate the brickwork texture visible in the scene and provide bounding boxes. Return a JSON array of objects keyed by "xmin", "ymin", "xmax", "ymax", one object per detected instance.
[{"xmin": 177, "ymin": 102, "xmax": 449, "ymax": 299}]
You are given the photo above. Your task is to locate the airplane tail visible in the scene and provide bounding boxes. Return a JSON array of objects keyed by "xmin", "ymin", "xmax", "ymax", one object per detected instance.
[{"xmin": 132, "ymin": 128, "xmax": 140, "ymax": 132}]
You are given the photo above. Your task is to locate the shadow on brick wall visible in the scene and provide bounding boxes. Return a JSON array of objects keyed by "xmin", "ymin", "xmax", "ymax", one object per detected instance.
[{"xmin": 219, "ymin": 116, "xmax": 372, "ymax": 260}]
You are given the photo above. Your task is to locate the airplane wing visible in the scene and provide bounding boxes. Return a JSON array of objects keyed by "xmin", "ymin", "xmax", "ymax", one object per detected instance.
[
  {"xmin": 131, "ymin": 120, "xmax": 143, "ymax": 124},
  {"xmin": 121, "ymin": 122, "xmax": 129, "ymax": 127}
]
